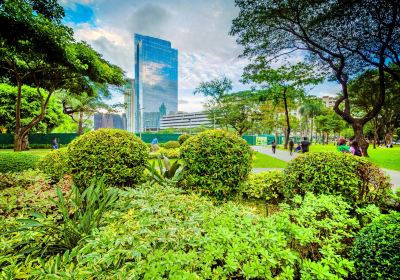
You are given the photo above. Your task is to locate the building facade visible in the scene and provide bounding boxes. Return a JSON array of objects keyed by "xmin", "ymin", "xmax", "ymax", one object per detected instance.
[
  {"xmin": 160, "ymin": 111, "xmax": 212, "ymax": 130},
  {"xmin": 94, "ymin": 113, "xmax": 127, "ymax": 130},
  {"xmin": 124, "ymin": 79, "xmax": 135, "ymax": 132},
  {"xmin": 322, "ymin": 96, "xmax": 336, "ymax": 108},
  {"xmin": 134, "ymin": 34, "xmax": 178, "ymax": 132}
]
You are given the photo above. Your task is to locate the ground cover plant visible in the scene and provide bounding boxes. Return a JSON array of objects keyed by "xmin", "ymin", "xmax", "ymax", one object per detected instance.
[{"xmin": 0, "ymin": 183, "xmax": 364, "ymax": 279}]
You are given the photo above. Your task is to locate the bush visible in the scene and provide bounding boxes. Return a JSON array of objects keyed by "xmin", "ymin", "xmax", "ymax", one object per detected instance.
[
  {"xmin": 272, "ymin": 193, "xmax": 358, "ymax": 278},
  {"xmin": 180, "ymin": 129, "xmax": 253, "ymax": 200},
  {"xmin": 0, "ymin": 152, "xmax": 40, "ymax": 173},
  {"xmin": 163, "ymin": 140, "xmax": 180, "ymax": 149},
  {"xmin": 178, "ymin": 133, "xmax": 191, "ymax": 145},
  {"xmin": 351, "ymin": 212, "xmax": 400, "ymax": 279},
  {"xmin": 283, "ymin": 152, "xmax": 392, "ymax": 208},
  {"xmin": 241, "ymin": 170, "xmax": 284, "ymax": 203},
  {"xmin": 37, "ymin": 148, "xmax": 69, "ymax": 182},
  {"xmin": 66, "ymin": 129, "xmax": 148, "ymax": 189}
]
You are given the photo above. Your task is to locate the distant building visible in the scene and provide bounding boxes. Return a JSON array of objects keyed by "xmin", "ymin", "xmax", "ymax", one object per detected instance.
[
  {"xmin": 160, "ymin": 111, "xmax": 212, "ymax": 130},
  {"xmin": 134, "ymin": 34, "xmax": 178, "ymax": 132},
  {"xmin": 124, "ymin": 79, "xmax": 135, "ymax": 132},
  {"xmin": 94, "ymin": 113, "xmax": 127, "ymax": 130},
  {"xmin": 322, "ymin": 96, "xmax": 336, "ymax": 108}
]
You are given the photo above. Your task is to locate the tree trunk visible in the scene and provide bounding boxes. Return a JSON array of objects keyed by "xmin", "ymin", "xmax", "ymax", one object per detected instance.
[
  {"xmin": 282, "ymin": 88, "xmax": 290, "ymax": 149},
  {"xmin": 326, "ymin": 132, "xmax": 329, "ymax": 145},
  {"xmin": 77, "ymin": 110, "xmax": 84, "ymax": 136},
  {"xmin": 373, "ymin": 130, "xmax": 378, "ymax": 149},
  {"xmin": 352, "ymin": 121, "xmax": 369, "ymax": 157},
  {"xmin": 310, "ymin": 117, "xmax": 314, "ymax": 143}
]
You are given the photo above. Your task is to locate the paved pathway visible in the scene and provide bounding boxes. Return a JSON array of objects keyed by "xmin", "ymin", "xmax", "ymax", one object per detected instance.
[{"xmin": 252, "ymin": 145, "xmax": 400, "ymax": 190}]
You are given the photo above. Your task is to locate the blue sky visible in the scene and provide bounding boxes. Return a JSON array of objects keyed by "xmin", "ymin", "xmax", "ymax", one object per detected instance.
[{"xmin": 61, "ymin": 0, "xmax": 340, "ymax": 112}]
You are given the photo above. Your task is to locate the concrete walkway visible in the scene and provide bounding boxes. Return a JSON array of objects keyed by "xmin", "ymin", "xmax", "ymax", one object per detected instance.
[{"xmin": 252, "ymin": 145, "xmax": 399, "ymax": 190}]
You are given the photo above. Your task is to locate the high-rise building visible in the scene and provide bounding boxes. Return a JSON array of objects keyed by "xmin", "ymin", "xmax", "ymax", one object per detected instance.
[
  {"xmin": 94, "ymin": 113, "xmax": 127, "ymax": 130},
  {"xmin": 134, "ymin": 34, "xmax": 178, "ymax": 132},
  {"xmin": 124, "ymin": 78, "xmax": 135, "ymax": 132}
]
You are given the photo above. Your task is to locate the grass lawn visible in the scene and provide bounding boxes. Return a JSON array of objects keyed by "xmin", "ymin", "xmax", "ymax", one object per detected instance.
[
  {"xmin": 253, "ymin": 151, "xmax": 287, "ymax": 168},
  {"xmin": 0, "ymin": 149, "xmax": 51, "ymax": 157}
]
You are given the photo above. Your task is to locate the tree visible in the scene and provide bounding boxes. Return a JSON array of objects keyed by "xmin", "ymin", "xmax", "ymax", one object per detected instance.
[
  {"xmin": 194, "ymin": 77, "xmax": 233, "ymax": 130},
  {"xmin": 0, "ymin": 83, "xmax": 64, "ymax": 134},
  {"xmin": 193, "ymin": 76, "xmax": 232, "ymax": 106},
  {"xmin": 299, "ymin": 97, "xmax": 324, "ymax": 143},
  {"xmin": 230, "ymin": 0, "xmax": 400, "ymax": 156},
  {"xmin": 214, "ymin": 91, "xmax": 262, "ymax": 135},
  {"xmin": 0, "ymin": 0, "xmax": 124, "ymax": 150},
  {"xmin": 349, "ymin": 70, "xmax": 400, "ymax": 148},
  {"xmin": 242, "ymin": 62, "xmax": 322, "ymax": 148}
]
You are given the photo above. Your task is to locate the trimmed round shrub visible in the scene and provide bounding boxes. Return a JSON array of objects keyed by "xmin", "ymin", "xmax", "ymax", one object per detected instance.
[
  {"xmin": 163, "ymin": 140, "xmax": 180, "ymax": 149},
  {"xmin": 67, "ymin": 129, "xmax": 148, "ymax": 188},
  {"xmin": 0, "ymin": 152, "xmax": 40, "ymax": 173},
  {"xmin": 178, "ymin": 134, "xmax": 191, "ymax": 145},
  {"xmin": 241, "ymin": 170, "xmax": 284, "ymax": 203},
  {"xmin": 37, "ymin": 148, "xmax": 69, "ymax": 182},
  {"xmin": 351, "ymin": 212, "xmax": 400, "ymax": 279},
  {"xmin": 180, "ymin": 129, "xmax": 253, "ymax": 200},
  {"xmin": 283, "ymin": 152, "xmax": 392, "ymax": 208}
]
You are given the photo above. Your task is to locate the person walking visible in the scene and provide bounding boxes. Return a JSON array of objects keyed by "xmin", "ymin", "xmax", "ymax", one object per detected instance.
[
  {"xmin": 300, "ymin": 137, "xmax": 311, "ymax": 153},
  {"xmin": 289, "ymin": 139, "xmax": 294, "ymax": 156},
  {"xmin": 52, "ymin": 138, "xmax": 58, "ymax": 149},
  {"xmin": 151, "ymin": 137, "xmax": 159, "ymax": 152},
  {"xmin": 271, "ymin": 141, "xmax": 277, "ymax": 154}
]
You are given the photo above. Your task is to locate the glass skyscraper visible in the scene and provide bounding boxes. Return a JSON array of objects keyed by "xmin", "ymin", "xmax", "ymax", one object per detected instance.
[{"xmin": 134, "ymin": 34, "xmax": 178, "ymax": 132}]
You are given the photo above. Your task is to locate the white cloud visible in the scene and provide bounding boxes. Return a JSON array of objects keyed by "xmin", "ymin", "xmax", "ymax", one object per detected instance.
[{"xmin": 142, "ymin": 62, "xmax": 166, "ymax": 86}]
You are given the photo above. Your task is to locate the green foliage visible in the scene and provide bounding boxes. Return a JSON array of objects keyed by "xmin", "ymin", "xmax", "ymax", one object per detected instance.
[
  {"xmin": 67, "ymin": 129, "xmax": 148, "ymax": 189},
  {"xmin": 178, "ymin": 133, "xmax": 191, "ymax": 145},
  {"xmin": 0, "ymin": 183, "xmax": 360, "ymax": 278},
  {"xmin": 180, "ymin": 129, "xmax": 253, "ymax": 200},
  {"xmin": 212, "ymin": 90, "xmax": 263, "ymax": 135},
  {"xmin": 0, "ymin": 170, "xmax": 72, "ymax": 219},
  {"xmin": 0, "ymin": 83, "xmax": 65, "ymax": 133},
  {"xmin": 146, "ymin": 155, "xmax": 184, "ymax": 186},
  {"xmin": 3, "ymin": 179, "xmax": 117, "ymax": 264},
  {"xmin": 162, "ymin": 140, "xmax": 180, "ymax": 149},
  {"xmin": 37, "ymin": 148, "xmax": 69, "ymax": 182},
  {"xmin": 241, "ymin": 170, "xmax": 284, "ymax": 203},
  {"xmin": 351, "ymin": 212, "xmax": 400, "ymax": 279},
  {"xmin": 0, "ymin": 152, "xmax": 40, "ymax": 173},
  {"xmin": 272, "ymin": 193, "xmax": 358, "ymax": 278},
  {"xmin": 283, "ymin": 152, "xmax": 392, "ymax": 208},
  {"xmin": 148, "ymin": 147, "xmax": 180, "ymax": 159}
]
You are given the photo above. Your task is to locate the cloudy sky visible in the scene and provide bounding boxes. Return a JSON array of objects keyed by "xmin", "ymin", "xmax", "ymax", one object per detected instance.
[{"xmin": 61, "ymin": 0, "xmax": 340, "ymax": 112}]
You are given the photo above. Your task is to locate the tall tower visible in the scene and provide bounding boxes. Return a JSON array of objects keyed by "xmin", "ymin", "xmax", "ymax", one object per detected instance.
[
  {"xmin": 124, "ymin": 78, "xmax": 135, "ymax": 132},
  {"xmin": 134, "ymin": 34, "xmax": 178, "ymax": 132}
]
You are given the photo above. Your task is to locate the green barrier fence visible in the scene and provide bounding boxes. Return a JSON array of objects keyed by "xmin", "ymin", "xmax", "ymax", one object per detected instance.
[{"xmin": 0, "ymin": 131, "xmax": 301, "ymax": 148}]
